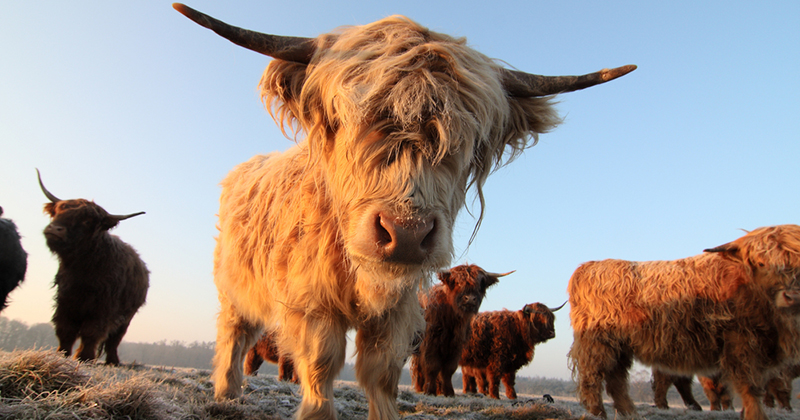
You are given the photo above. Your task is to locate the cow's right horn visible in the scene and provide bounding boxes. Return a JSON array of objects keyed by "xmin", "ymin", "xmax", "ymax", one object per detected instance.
[
  {"xmin": 486, "ymin": 270, "xmax": 515, "ymax": 278},
  {"xmin": 173, "ymin": 3, "xmax": 316, "ymax": 64},
  {"xmin": 36, "ymin": 169, "xmax": 61, "ymax": 203}
]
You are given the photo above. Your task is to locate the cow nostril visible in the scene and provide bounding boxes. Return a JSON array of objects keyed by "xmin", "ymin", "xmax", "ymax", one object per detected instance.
[
  {"xmin": 375, "ymin": 212, "xmax": 437, "ymax": 263},
  {"xmin": 375, "ymin": 215, "xmax": 393, "ymax": 247}
]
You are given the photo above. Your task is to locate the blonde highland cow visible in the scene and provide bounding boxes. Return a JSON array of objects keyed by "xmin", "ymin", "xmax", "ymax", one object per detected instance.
[
  {"xmin": 568, "ymin": 224, "xmax": 800, "ymax": 420},
  {"xmin": 174, "ymin": 4, "xmax": 634, "ymax": 419}
]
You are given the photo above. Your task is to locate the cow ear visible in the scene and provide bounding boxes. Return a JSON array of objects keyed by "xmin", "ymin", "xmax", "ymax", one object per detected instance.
[
  {"xmin": 43, "ymin": 202, "xmax": 57, "ymax": 217},
  {"xmin": 100, "ymin": 216, "xmax": 120, "ymax": 231},
  {"xmin": 482, "ymin": 273, "xmax": 500, "ymax": 289},
  {"xmin": 704, "ymin": 241, "xmax": 742, "ymax": 261},
  {"xmin": 437, "ymin": 270, "xmax": 455, "ymax": 289}
]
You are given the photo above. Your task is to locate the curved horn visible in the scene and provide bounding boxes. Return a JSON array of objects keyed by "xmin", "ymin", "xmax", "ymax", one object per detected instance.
[
  {"xmin": 502, "ymin": 64, "xmax": 637, "ymax": 97},
  {"xmin": 486, "ymin": 270, "xmax": 516, "ymax": 278},
  {"xmin": 173, "ymin": 3, "xmax": 316, "ymax": 64},
  {"xmin": 111, "ymin": 211, "xmax": 146, "ymax": 222},
  {"xmin": 36, "ymin": 168, "xmax": 61, "ymax": 203},
  {"xmin": 549, "ymin": 301, "xmax": 568, "ymax": 313}
]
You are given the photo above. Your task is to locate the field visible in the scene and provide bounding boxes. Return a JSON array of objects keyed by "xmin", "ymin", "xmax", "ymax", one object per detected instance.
[{"xmin": 1, "ymin": 349, "xmax": 798, "ymax": 420}]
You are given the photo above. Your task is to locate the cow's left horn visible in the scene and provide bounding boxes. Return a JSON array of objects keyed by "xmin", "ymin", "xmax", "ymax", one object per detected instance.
[
  {"xmin": 549, "ymin": 301, "xmax": 567, "ymax": 312},
  {"xmin": 111, "ymin": 212, "xmax": 146, "ymax": 222},
  {"xmin": 502, "ymin": 65, "xmax": 637, "ymax": 97},
  {"xmin": 36, "ymin": 169, "xmax": 61, "ymax": 203},
  {"xmin": 486, "ymin": 270, "xmax": 515, "ymax": 278},
  {"xmin": 173, "ymin": 3, "xmax": 316, "ymax": 64}
]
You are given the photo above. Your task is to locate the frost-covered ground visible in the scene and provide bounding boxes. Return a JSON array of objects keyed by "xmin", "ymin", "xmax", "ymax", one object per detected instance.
[{"xmin": 0, "ymin": 349, "xmax": 797, "ymax": 420}]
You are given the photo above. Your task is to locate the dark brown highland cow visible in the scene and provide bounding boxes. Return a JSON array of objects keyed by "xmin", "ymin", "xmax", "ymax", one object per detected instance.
[
  {"xmin": 0, "ymin": 206, "xmax": 27, "ymax": 312},
  {"xmin": 38, "ymin": 170, "xmax": 149, "ymax": 365},
  {"xmin": 568, "ymin": 224, "xmax": 800, "ymax": 420},
  {"xmin": 244, "ymin": 330, "xmax": 298, "ymax": 383},
  {"xmin": 410, "ymin": 264, "xmax": 508, "ymax": 396},
  {"xmin": 460, "ymin": 302, "xmax": 563, "ymax": 399}
]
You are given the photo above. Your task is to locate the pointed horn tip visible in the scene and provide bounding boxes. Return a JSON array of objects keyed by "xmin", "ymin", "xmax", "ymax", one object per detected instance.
[
  {"xmin": 488, "ymin": 270, "xmax": 515, "ymax": 278},
  {"xmin": 601, "ymin": 64, "xmax": 637, "ymax": 82}
]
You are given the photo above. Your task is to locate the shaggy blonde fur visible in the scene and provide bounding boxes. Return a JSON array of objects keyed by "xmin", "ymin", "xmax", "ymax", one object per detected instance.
[
  {"xmin": 212, "ymin": 16, "xmax": 561, "ymax": 420},
  {"xmin": 568, "ymin": 225, "xmax": 800, "ymax": 420}
]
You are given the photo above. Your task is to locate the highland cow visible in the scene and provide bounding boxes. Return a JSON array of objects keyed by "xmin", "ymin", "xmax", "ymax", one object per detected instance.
[
  {"xmin": 651, "ymin": 368, "xmax": 702, "ymax": 411},
  {"xmin": 460, "ymin": 302, "xmax": 563, "ymax": 399},
  {"xmin": 244, "ymin": 330, "xmax": 298, "ymax": 383},
  {"xmin": 568, "ymin": 225, "xmax": 800, "ymax": 420},
  {"xmin": 0, "ymin": 206, "xmax": 27, "ymax": 311},
  {"xmin": 38, "ymin": 170, "xmax": 149, "ymax": 365},
  {"xmin": 173, "ymin": 4, "xmax": 634, "ymax": 419},
  {"xmin": 410, "ymin": 265, "xmax": 506, "ymax": 396}
]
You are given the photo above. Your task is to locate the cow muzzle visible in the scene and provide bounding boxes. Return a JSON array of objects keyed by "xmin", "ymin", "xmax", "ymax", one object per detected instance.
[
  {"xmin": 375, "ymin": 212, "xmax": 436, "ymax": 264},
  {"xmin": 44, "ymin": 223, "xmax": 67, "ymax": 241}
]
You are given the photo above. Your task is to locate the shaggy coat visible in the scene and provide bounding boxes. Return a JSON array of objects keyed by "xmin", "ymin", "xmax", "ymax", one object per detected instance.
[
  {"xmin": 460, "ymin": 302, "xmax": 559, "ymax": 399},
  {"xmin": 173, "ymin": 4, "xmax": 632, "ymax": 419},
  {"xmin": 0, "ymin": 206, "xmax": 27, "ymax": 311},
  {"xmin": 568, "ymin": 224, "xmax": 800, "ymax": 420},
  {"xmin": 244, "ymin": 330, "xmax": 298, "ymax": 383},
  {"xmin": 651, "ymin": 368, "xmax": 702, "ymax": 411},
  {"xmin": 410, "ymin": 264, "xmax": 501, "ymax": 396},
  {"xmin": 39, "ymin": 172, "xmax": 148, "ymax": 365}
]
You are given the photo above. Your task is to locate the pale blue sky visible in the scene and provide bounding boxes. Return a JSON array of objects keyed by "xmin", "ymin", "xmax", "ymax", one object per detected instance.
[{"xmin": 1, "ymin": 1, "xmax": 798, "ymax": 380}]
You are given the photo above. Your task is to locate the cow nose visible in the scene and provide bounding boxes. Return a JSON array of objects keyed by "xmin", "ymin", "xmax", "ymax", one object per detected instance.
[
  {"xmin": 44, "ymin": 223, "xmax": 67, "ymax": 239},
  {"xmin": 376, "ymin": 212, "xmax": 436, "ymax": 264}
]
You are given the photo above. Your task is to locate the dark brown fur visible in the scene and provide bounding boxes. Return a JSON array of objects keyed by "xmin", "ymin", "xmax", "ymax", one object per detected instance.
[
  {"xmin": 410, "ymin": 264, "xmax": 500, "ymax": 396},
  {"xmin": 43, "ymin": 198, "xmax": 149, "ymax": 365},
  {"xmin": 460, "ymin": 303, "xmax": 557, "ymax": 399},
  {"xmin": 244, "ymin": 330, "xmax": 298, "ymax": 383},
  {"xmin": 0, "ymin": 206, "xmax": 27, "ymax": 312}
]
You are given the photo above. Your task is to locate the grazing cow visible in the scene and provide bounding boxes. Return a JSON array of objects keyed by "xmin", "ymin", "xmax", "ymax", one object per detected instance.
[
  {"xmin": 0, "ymin": 206, "xmax": 27, "ymax": 311},
  {"xmin": 244, "ymin": 330, "xmax": 298, "ymax": 383},
  {"xmin": 38, "ymin": 170, "xmax": 149, "ymax": 365},
  {"xmin": 651, "ymin": 368, "xmax": 702, "ymax": 411},
  {"xmin": 173, "ymin": 4, "xmax": 634, "ymax": 419},
  {"xmin": 410, "ymin": 265, "xmax": 506, "ymax": 396},
  {"xmin": 460, "ymin": 302, "xmax": 563, "ymax": 399},
  {"xmin": 568, "ymin": 225, "xmax": 800, "ymax": 420}
]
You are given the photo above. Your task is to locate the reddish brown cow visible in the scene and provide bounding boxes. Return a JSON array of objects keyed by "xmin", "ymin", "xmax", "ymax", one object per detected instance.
[
  {"xmin": 244, "ymin": 330, "xmax": 298, "ymax": 383},
  {"xmin": 0, "ymin": 206, "xmax": 27, "ymax": 312},
  {"xmin": 568, "ymin": 225, "xmax": 800, "ymax": 420},
  {"xmin": 460, "ymin": 302, "xmax": 562, "ymax": 399},
  {"xmin": 410, "ymin": 264, "xmax": 507, "ymax": 396},
  {"xmin": 38, "ymin": 170, "xmax": 149, "ymax": 365}
]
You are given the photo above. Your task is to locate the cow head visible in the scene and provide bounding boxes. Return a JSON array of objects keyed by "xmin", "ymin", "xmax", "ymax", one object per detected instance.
[
  {"xmin": 174, "ymin": 5, "xmax": 634, "ymax": 314},
  {"xmin": 438, "ymin": 264, "xmax": 508, "ymax": 315},
  {"xmin": 37, "ymin": 169, "xmax": 144, "ymax": 256},
  {"xmin": 705, "ymin": 224, "xmax": 800, "ymax": 310},
  {"xmin": 522, "ymin": 301, "xmax": 565, "ymax": 341}
]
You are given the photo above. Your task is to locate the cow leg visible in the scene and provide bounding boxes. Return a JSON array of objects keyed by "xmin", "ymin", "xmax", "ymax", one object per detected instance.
[
  {"xmin": 439, "ymin": 359, "xmax": 458, "ymax": 397},
  {"xmin": 53, "ymin": 319, "xmax": 79, "ymax": 357},
  {"xmin": 243, "ymin": 347, "xmax": 264, "ymax": 376},
  {"xmin": 356, "ymin": 288, "xmax": 422, "ymax": 420},
  {"xmin": 502, "ymin": 372, "xmax": 517, "ymax": 399},
  {"xmin": 102, "ymin": 320, "xmax": 131, "ymax": 366},
  {"xmin": 604, "ymin": 351, "xmax": 635, "ymax": 417},
  {"xmin": 74, "ymin": 334, "xmax": 102, "ymax": 362},
  {"xmin": 278, "ymin": 356, "xmax": 297, "ymax": 383},
  {"xmin": 570, "ymin": 333, "xmax": 609, "ymax": 419},
  {"xmin": 211, "ymin": 295, "xmax": 261, "ymax": 401},
  {"xmin": 651, "ymin": 369, "xmax": 671, "ymax": 409},
  {"xmin": 765, "ymin": 375, "xmax": 792, "ymax": 410},
  {"xmin": 476, "ymin": 369, "xmax": 487, "ymax": 394},
  {"xmin": 485, "ymin": 367, "xmax": 501, "ymax": 399},
  {"xmin": 700, "ymin": 375, "xmax": 727, "ymax": 411},
  {"xmin": 462, "ymin": 367, "xmax": 476, "ymax": 394},
  {"xmin": 672, "ymin": 374, "xmax": 702, "ymax": 411},
  {"xmin": 731, "ymin": 381, "xmax": 767, "ymax": 420},
  {"xmin": 286, "ymin": 312, "xmax": 347, "ymax": 420}
]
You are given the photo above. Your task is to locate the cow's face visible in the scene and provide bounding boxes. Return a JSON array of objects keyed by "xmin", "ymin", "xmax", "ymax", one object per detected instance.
[
  {"xmin": 42, "ymin": 199, "xmax": 118, "ymax": 253},
  {"xmin": 704, "ymin": 224, "xmax": 800, "ymax": 311},
  {"xmin": 523, "ymin": 303, "xmax": 556, "ymax": 341},
  {"xmin": 439, "ymin": 265, "xmax": 501, "ymax": 316}
]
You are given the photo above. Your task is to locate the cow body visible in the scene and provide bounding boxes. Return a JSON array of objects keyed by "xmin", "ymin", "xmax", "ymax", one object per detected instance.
[
  {"xmin": 410, "ymin": 265, "xmax": 502, "ymax": 396},
  {"xmin": 568, "ymin": 225, "xmax": 800, "ymax": 420},
  {"xmin": 460, "ymin": 303, "xmax": 559, "ymax": 399},
  {"xmin": 173, "ymin": 4, "xmax": 633, "ymax": 419},
  {"xmin": 39, "ymin": 171, "xmax": 148, "ymax": 365},
  {"xmin": 0, "ymin": 206, "xmax": 27, "ymax": 311}
]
